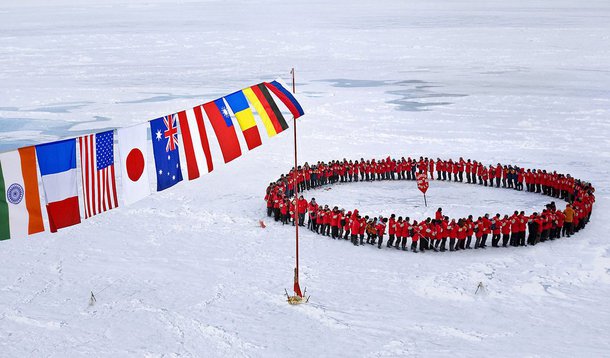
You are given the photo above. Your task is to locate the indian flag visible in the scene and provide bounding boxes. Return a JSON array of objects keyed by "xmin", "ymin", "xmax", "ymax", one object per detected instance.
[{"xmin": 0, "ymin": 146, "xmax": 45, "ymax": 240}]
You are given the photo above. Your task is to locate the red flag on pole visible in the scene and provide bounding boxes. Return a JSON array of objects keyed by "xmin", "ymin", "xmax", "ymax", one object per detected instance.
[
  {"xmin": 416, "ymin": 172, "xmax": 429, "ymax": 194},
  {"xmin": 416, "ymin": 172, "xmax": 429, "ymax": 207}
]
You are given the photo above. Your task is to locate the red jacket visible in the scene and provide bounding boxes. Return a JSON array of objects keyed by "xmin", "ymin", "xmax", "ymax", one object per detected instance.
[
  {"xmin": 501, "ymin": 219, "xmax": 511, "ymax": 235},
  {"xmin": 350, "ymin": 218, "xmax": 360, "ymax": 233},
  {"xmin": 388, "ymin": 218, "xmax": 396, "ymax": 235},
  {"xmin": 396, "ymin": 221, "xmax": 404, "ymax": 237},
  {"xmin": 376, "ymin": 222, "xmax": 386, "ymax": 236},
  {"xmin": 435, "ymin": 210, "xmax": 443, "ymax": 220},
  {"xmin": 330, "ymin": 211, "xmax": 339, "ymax": 227},
  {"xmin": 297, "ymin": 198, "xmax": 308, "ymax": 214},
  {"xmin": 359, "ymin": 218, "xmax": 366, "ymax": 235},
  {"xmin": 402, "ymin": 222, "xmax": 411, "ymax": 238}
]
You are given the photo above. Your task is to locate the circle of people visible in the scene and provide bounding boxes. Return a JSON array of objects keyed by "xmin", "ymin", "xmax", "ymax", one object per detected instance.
[{"xmin": 264, "ymin": 156, "xmax": 595, "ymax": 253}]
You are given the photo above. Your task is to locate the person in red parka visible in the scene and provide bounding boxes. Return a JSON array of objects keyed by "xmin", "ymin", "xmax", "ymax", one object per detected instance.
[
  {"xmin": 297, "ymin": 195, "xmax": 308, "ymax": 227},
  {"xmin": 307, "ymin": 198, "xmax": 318, "ymax": 231},
  {"xmin": 447, "ymin": 219, "xmax": 457, "ymax": 251},
  {"xmin": 410, "ymin": 220, "xmax": 420, "ymax": 252},
  {"xmin": 280, "ymin": 199, "xmax": 289, "ymax": 225},
  {"xmin": 480, "ymin": 213, "xmax": 491, "ymax": 248},
  {"xmin": 359, "ymin": 215, "xmax": 368, "ymax": 245},
  {"xmin": 317, "ymin": 206, "xmax": 327, "ymax": 235},
  {"xmin": 330, "ymin": 206, "xmax": 340, "ymax": 239},
  {"xmin": 350, "ymin": 214, "xmax": 361, "ymax": 246},
  {"xmin": 474, "ymin": 217, "xmax": 484, "ymax": 249},
  {"xmin": 456, "ymin": 219, "xmax": 467, "ymax": 250},
  {"xmin": 501, "ymin": 214, "xmax": 511, "ymax": 247},
  {"xmin": 387, "ymin": 214, "xmax": 396, "ymax": 248},
  {"xmin": 491, "ymin": 213, "xmax": 502, "ymax": 247},
  {"xmin": 439, "ymin": 217, "xmax": 448, "ymax": 251},
  {"xmin": 435, "ymin": 208, "xmax": 443, "ymax": 221},
  {"xmin": 376, "ymin": 217, "xmax": 387, "ymax": 249},
  {"xmin": 400, "ymin": 217, "xmax": 411, "ymax": 250}
]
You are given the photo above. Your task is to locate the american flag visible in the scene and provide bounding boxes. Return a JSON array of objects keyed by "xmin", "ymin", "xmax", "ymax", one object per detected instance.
[{"xmin": 78, "ymin": 130, "xmax": 118, "ymax": 218}]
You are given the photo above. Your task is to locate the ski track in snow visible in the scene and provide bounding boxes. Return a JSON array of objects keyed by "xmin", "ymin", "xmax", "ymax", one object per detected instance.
[{"xmin": 1, "ymin": 0, "xmax": 610, "ymax": 357}]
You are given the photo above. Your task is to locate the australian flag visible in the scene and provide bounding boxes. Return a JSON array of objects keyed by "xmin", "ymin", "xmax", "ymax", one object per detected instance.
[{"xmin": 150, "ymin": 114, "xmax": 183, "ymax": 191}]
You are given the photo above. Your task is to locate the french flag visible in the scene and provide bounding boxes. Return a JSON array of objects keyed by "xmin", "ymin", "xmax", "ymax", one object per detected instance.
[{"xmin": 36, "ymin": 139, "xmax": 81, "ymax": 232}]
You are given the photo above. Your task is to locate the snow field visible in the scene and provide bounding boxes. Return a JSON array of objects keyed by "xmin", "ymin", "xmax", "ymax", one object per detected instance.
[{"xmin": 1, "ymin": 0, "xmax": 610, "ymax": 357}]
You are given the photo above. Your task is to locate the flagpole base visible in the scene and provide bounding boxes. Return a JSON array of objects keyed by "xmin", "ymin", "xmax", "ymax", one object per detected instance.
[
  {"xmin": 285, "ymin": 287, "xmax": 309, "ymax": 305},
  {"xmin": 286, "ymin": 295, "xmax": 307, "ymax": 305}
]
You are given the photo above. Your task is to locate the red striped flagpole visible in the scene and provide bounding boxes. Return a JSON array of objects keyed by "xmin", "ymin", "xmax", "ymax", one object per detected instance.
[{"xmin": 291, "ymin": 67, "xmax": 302, "ymax": 298}]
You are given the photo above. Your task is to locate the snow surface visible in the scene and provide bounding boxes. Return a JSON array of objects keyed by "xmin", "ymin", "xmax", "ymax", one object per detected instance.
[{"xmin": 1, "ymin": 0, "xmax": 610, "ymax": 356}]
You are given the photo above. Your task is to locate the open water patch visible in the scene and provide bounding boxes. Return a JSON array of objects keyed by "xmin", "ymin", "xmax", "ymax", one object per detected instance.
[{"xmin": 318, "ymin": 78, "xmax": 467, "ymax": 112}]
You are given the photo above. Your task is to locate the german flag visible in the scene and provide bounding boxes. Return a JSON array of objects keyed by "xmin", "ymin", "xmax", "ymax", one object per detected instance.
[
  {"xmin": 243, "ymin": 87, "xmax": 277, "ymax": 138},
  {"xmin": 250, "ymin": 84, "xmax": 289, "ymax": 134}
]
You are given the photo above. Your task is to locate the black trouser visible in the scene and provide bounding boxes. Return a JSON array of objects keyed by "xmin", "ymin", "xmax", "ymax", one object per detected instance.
[
  {"xmin": 459, "ymin": 239, "xmax": 466, "ymax": 250},
  {"xmin": 466, "ymin": 236, "xmax": 472, "ymax": 248},
  {"xmin": 309, "ymin": 218, "xmax": 317, "ymax": 231},
  {"xmin": 519, "ymin": 232, "xmax": 526, "ymax": 246},
  {"xmin": 466, "ymin": 172, "xmax": 471, "ymax": 183},
  {"xmin": 440, "ymin": 238, "xmax": 447, "ymax": 251},
  {"xmin": 437, "ymin": 171, "xmax": 442, "ymax": 180},
  {"xmin": 359, "ymin": 234, "xmax": 364, "ymax": 245},
  {"xmin": 527, "ymin": 230, "xmax": 536, "ymax": 245},
  {"xmin": 419, "ymin": 239, "xmax": 427, "ymax": 252},
  {"xmin": 395, "ymin": 236, "xmax": 402, "ymax": 248},
  {"xmin": 299, "ymin": 213, "xmax": 305, "ymax": 226},
  {"xmin": 533, "ymin": 232, "xmax": 541, "ymax": 245},
  {"xmin": 401, "ymin": 237, "xmax": 407, "ymax": 249},
  {"xmin": 496, "ymin": 178, "xmax": 500, "ymax": 187},
  {"xmin": 273, "ymin": 208, "xmax": 279, "ymax": 221},
  {"xmin": 411, "ymin": 241, "xmax": 418, "ymax": 252},
  {"xmin": 387, "ymin": 234, "xmax": 395, "ymax": 247},
  {"xmin": 510, "ymin": 233, "xmax": 519, "ymax": 246},
  {"xmin": 378, "ymin": 235, "xmax": 384, "ymax": 248},
  {"xmin": 351, "ymin": 234, "xmax": 358, "ymax": 245},
  {"xmin": 492, "ymin": 234, "xmax": 501, "ymax": 247},
  {"xmin": 563, "ymin": 222, "xmax": 573, "ymax": 237},
  {"xmin": 481, "ymin": 234, "xmax": 488, "ymax": 247},
  {"xmin": 449, "ymin": 238, "xmax": 456, "ymax": 251},
  {"xmin": 502, "ymin": 234, "xmax": 510, "ymax": 247},
  {"xmin": 459, "ymin": 172, "xmax": 464, "ymax": 182},
  {"xmin": 332, "ymin": 226, "xmax": 339, "ymax": 239}
]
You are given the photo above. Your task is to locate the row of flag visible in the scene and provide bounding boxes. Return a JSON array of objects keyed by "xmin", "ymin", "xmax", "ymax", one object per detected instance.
[{"xmin": 0, "ymin": 80, "xmax": 304, "ymax": 241}]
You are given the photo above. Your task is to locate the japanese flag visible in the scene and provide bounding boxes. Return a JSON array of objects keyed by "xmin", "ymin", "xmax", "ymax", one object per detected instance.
[{"xmin": 117, "ymin": 123, "xmax": 151, "ymax": 205}]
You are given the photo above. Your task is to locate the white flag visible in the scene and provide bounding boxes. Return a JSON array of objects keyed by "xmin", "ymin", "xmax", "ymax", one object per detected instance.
[{"xmin": 117, "ymin": 123, "xmax": 151, "ymax": 205}]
